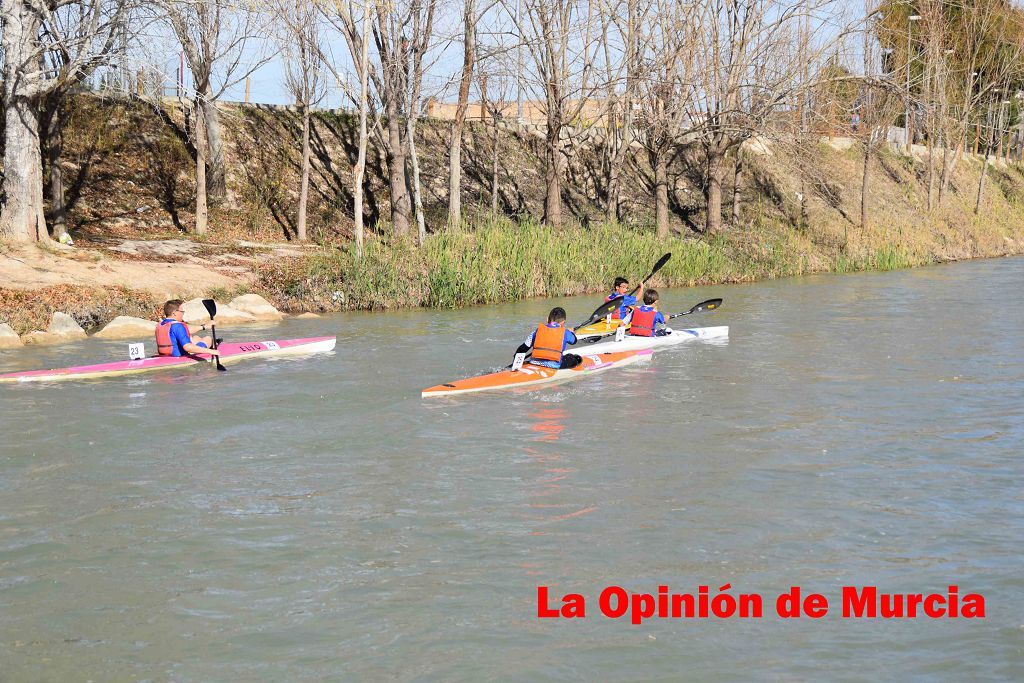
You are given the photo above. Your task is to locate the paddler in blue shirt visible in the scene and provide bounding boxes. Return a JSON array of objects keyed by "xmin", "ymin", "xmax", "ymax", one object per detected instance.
[
  {"xmin": 628, "ymin": 289, "xmax": 670, "ymax": 337},
  {"xmin": 605, "ymin": 276, "xmax": 643, "ymax": 322},
  {"xmin": 514, "ymin": 307, "xmax": 582, "ymax": 369},
  {"xmin": 155, "ymin": 299, "xmax": 220, "ymax": 357}
]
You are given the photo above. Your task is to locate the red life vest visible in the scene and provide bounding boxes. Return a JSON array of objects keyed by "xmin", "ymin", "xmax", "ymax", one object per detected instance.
[
  {"xmin": 532, "ymin": 323, "xmax": 566, "ymax": 363},
  {"xmin": 155, "ymin": 319, "xmax": 181, "ymax": 356},
  {"xmin": 605, "ymin": 293, "xmax": 623, "ymax": 320},
  {"xmin": 629, "ymin": 307, "xmax": 658, "ymax": 337}
]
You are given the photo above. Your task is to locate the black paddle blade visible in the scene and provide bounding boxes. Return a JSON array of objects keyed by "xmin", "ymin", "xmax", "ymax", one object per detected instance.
[
  {"xmin": 574, "ymin": 297, "xmax": 620, "ymax": 329},
  {"xmin": 650, "ymin": 252, "xmax": 672, "ymax": 275},
  {"xmin": 668, "ymin": 298, "xmax": 724, "ymax": 320},
  {"xmin": 202, "ymin": 298, "xmax": 218, "ymax": 319},
  {"xmin": 692, "ymin": 298, "xmax": 722, "ymax": 313}
]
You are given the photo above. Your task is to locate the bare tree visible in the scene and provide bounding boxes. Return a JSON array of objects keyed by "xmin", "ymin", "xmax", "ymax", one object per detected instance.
[
  {"xmin": 448, "ymin": 0, "xmax": 477, "ymax": 227},
  {"xmin": 635, "ymin": 0, "xmax": 699, "ymax": 238},
  {"xmin": 510, "ymin": 0, "xmax": 603, "ymax": 227},
  {"xmin": 687, "ymin": 0, "xmax": 847, "ymax": 234},
  {"xmin": 853, "ymin": 5, "xmax": 901, "ymax": 239},
  {"xmin": 161, "ymin": 0, "xmax": 271, "ymax": 234},
  {"xmin": 276, "ymin": 0, "xmax": 327, "ymax": 241},
  {"xmin": 599, "ymin": 0, "xmax": 644, "ymax": 223},
  {"xmin": 327, "ymin": 0, "xmax": 436, "ymax": 238},
  {"xmin": 1, "ymin": 0, "xmax": 130, "ymax": 242}
]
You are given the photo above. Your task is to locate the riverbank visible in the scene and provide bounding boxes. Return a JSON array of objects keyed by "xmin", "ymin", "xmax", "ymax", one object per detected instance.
[
  {"xmin": 254, "ymin": 206, "xmax": 1024, "ymax": 313},
  {"xmin": 5, "ymin": 97, "xmax": 1024, "ymax": 337}
]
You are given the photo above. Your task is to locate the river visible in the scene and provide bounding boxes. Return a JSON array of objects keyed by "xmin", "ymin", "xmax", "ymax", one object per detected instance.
[{"xmin": 1, "ymin": 257, "xmax": 1022, "ymax": 681}]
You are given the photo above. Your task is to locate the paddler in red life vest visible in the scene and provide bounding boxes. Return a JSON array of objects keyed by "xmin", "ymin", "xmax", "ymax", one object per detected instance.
[
  {"xmin": 514, "ymin": 307, "xmax": 583, "ymax": 369},
  {"xmin": 155, "ymin": 299, "xmax": 220, "ymax": 357},
  {"xmin": 628, "ymin": 289, "xmax": 671, "ymax": 337},
  {"xmin": 605, "ymin": 276, "xmax": 643, "ymax": 322}
]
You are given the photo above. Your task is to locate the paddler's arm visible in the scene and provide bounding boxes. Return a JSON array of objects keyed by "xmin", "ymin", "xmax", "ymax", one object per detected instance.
[
  {"xmin": 514, "ymin": 331, "xmax": 534, "ymax": 358},
  {"xmin": 565, "ymin": 329, "xmax": 578, "ymax": 346},
  {"xmin": 183, "ymin": 341, "xmax": 220, "ymax": 356}
]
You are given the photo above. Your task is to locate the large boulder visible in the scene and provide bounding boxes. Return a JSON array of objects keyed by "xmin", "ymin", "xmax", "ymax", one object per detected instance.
[
  {"xmin": 228, "ymin": 294, "xmax": 284, "ymax": 320},
  {"xmin": 0, "ymin": 323, "xmax": 23, "ymax": 348},
  {"xmin": 182, "ymin": 298, "xmax": 257, "ymax": 324},
  {"xmin": 94, "ymin": 316, "xmax": 157, "ymax": 339},
  {"xmin": 48, "ymin": 312, "xmax": 87, "ymax": 338}
]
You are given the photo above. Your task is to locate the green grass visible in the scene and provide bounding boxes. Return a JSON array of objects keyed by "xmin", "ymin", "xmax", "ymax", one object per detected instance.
[
  {"xmin": 256, "ymin": 218, "xmax": 743, "ymax": 311},
  {"xmin": 250, "ymin": 214, "xmax": 981, "ymax": 313}
]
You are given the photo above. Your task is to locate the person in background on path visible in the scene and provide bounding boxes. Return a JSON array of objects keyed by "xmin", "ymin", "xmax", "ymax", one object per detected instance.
[
  {"xmin": 628, "ymin": 289, "xmax": 671, "ymax": 338},
  {"xmin": 605, "ymin": 276, "xmax": 643, "ymax": 322},
  {"xmin": 156, "ymin": 299, "xmax": 220, "ymax": 357},
  {"xmin": 515, "ymin": 307, "xmax": 582, "ymax": 369}
]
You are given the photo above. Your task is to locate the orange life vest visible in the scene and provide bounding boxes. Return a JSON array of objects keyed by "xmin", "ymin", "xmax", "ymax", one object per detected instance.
[
  {"xmin": 155, "ymin": 319, "xmax": 182, "ymax": 356},
  {"xmin": 532, "ymin": 323, "xmax": 566, "ymax": 363},
  {"xmin": 629, "ymin": 307, "xmax": 658, "ymax": 337}
]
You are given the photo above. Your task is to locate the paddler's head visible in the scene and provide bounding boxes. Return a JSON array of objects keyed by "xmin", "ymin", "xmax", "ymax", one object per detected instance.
[
  {"xmin": 163, "ymin": 299, "xmax": 185, "ymax": 319},
  {"xmin": 643, "ymin": 289, "xmax": 659, "ymax": 309},
  {"xmin": 547, "ymin": 307, "xmax": 567, "ymax": 326},
  {"xmin": 613, "ymin": 277, "xmax": 629, "ymax": 295}
]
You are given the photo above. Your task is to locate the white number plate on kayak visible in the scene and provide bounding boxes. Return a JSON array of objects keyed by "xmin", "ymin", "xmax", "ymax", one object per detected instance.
[
  {"xmin": 511, "ymin": 353, "xmax": 526, "ymax": 371},
  {"xmin": 128, "ymin": 343, "xmax": 145, "ymax": 360},
  {"xmin": 615, "ymin": 326, "xmax": 626, "ymax": 342},
  {"xmin": 262, "ymin": 341, "xmax": 280, "ymax": 350},
  {"xmin": 606, "ymin": 312, "xmax": 613, "ymax": 325}
]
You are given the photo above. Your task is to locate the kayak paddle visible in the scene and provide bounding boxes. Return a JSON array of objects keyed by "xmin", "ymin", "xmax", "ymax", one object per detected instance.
[
  {"xmin": 201, "ymin": 299, "xmax": 227, "ymax": 372},
  {"xmin": 667, "ymin": 298, "xmax": 722, "ymax": 320},
  {"xmin": 570, "ymin": 252, "xmax": 673, "ymax": 330},
  {"xmin": 629, "ymin": 252, "xmax": 672, "ymax": 298}
]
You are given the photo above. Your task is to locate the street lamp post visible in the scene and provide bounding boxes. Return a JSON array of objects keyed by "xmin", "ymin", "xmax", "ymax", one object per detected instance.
[{"xmin": 906, "ymin": 14, "xmax": 921, "ymax": 152}]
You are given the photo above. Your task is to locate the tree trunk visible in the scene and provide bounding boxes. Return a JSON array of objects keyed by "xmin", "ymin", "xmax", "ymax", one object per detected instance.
[
  {"xmin": 543, "ymin": 116, "xmax": 564, "ymax": 227},
  {"xmin": 491, "ymin": 115, "xmax": 501, "ymax": 215},
  {"xmin": 0, "ymin": 95, "xmax": 48, "ymax": 241},
  {"xmin": 0, "ymin": 0, "xmax": 47, "ymax": 242},
  {"xmin": 202, "ymin": 100, "xmax": 227, "ymax": 201},
  {"xmin": 654, "ymin": 146, "xmax": 669, "ymax": 239},
  {"xmin": 938, "ymin": 138, "xmax": 958, "ymax": 205},
  {"xmin": 731, "ymin": 145, "xmax": 744, "ymax": 223},
  {"xmin": 975, "ymin": 151, "xmax": 989, "ymax": 215},
  {"xmin": 605, "ymin": 123, "xmax": 621, "ymax": 223},
  {"xmin": 354, "ymin": 0, "xmax": 370, "ymax": 257},
  {"xmin": 297, "ymin": 104, "xmax": 311, "ymax": 241},
  {"xmin": 860, "ymin": 143, "xmax": 871, "ymax": 234},
  {"xmin": 408, "ymin": 113, "xmax": 426, "ymax": 245},
  {"xmin": 705, "ymin": 150, "xmax": 725, "ymax": 233},
  {"xmin": 387, "ymin": 115, "xmax": 412, "ymax": 236},
  {"xmin": 42, "ymin": 100, "xmax": 69, "ymax": 239},
  {"xmin": 447, "ymin": 0, "xmax": 475, "ymax": 228},
  {"xmin": 195, "ymin": 102, "xmax": 209, "ymax": 235}
]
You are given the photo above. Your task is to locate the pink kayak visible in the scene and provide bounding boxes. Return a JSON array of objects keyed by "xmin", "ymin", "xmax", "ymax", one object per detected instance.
[{"xmin": 0, "ymin": 337, "xmax": 337, "ymax": 383}]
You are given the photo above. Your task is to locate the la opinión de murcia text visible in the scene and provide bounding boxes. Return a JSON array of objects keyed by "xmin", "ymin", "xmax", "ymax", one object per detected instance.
[{"xmin": 537, "ymin": 585, "xmax": 985, "ymax": 624}]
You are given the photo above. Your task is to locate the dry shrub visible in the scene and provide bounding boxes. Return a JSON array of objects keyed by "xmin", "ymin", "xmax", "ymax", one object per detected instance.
[{"xmin": 0, "ymin": 285, "xmax": 161, "ymax": 335}]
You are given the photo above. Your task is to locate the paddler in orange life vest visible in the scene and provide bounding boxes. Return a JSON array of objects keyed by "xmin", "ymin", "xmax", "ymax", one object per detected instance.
[
  {"xmin": 605, "ymin": 276, "xmax": 643, "ymax": 323},
  {"xmin": 628, "ymin": 289, "xmax": 671, "ymax": 337},
  {"xmin": 514, "ymin": 307, "xmax": 583, "ymax": 369},
  {"xmin": 155, "ymin": 299, "xmax": 220, "ymax": 357}
]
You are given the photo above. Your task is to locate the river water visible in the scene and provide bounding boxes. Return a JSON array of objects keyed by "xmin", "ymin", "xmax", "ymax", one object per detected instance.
[{"xmin": 1, "ymin": 258, "xmax": 1022, "ymax": 681}]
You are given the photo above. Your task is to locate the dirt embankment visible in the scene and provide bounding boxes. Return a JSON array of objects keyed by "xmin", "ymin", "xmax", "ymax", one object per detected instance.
[{"xmin": 5, "ymin": 95, "xmax": 1024, "ymax": 335}]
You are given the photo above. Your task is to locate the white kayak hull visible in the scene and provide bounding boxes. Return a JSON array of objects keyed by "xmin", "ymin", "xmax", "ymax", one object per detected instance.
[{"xmin": 572, "ymin": 325, "xmax": 728, "ymax": 355}]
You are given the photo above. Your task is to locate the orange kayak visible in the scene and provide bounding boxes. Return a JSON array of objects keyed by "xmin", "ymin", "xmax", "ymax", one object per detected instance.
[{"xmin": 421, "ymin": 348, "xmax": 652, "ymax": 397}]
